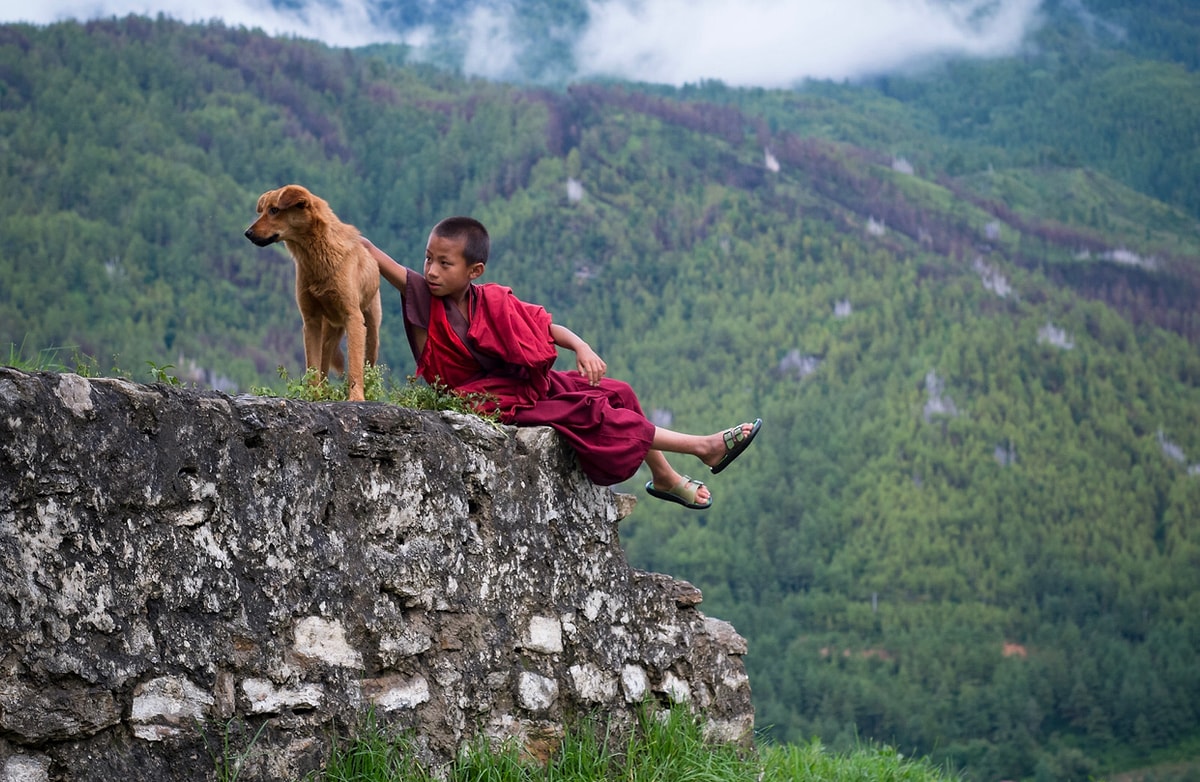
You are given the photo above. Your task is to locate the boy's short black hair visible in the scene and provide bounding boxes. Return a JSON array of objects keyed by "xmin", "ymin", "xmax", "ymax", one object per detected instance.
[{"xmin": 432, "ymin": 216, "xmax": 490, "ymax": 265}]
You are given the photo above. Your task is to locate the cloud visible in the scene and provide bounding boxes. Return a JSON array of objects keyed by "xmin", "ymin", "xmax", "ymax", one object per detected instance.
[
  {"xmin": 461, "ymin": 4, "xmax": 523, "ymax": 81},
  {"xmin": 0, "ymin": 0, "xmax": 406, "ymax": 48},
  {"xmin": 0, "ymin": 0, "xmax": 1046, "ymax": 86},
  {"xmin": 574, "ymin": 0, "xmax": 1045, "ymax": 87}
]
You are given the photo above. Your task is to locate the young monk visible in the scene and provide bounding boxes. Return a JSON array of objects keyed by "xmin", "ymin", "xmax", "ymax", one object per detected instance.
[{"xmin": 361, "ymin": 217, "xmax": 761, "ymax": 510}]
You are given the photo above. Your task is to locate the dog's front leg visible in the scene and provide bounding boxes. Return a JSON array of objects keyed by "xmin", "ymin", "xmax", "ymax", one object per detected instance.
[
  {"xmin": 364, "ymin": 290, "xmax": 382, "ymax": 367},
  {"xmin": 302, "ymin": 317, "xmax": 325, "ymax": 386},
  {"xmin": 318, "ymin": 321, "xmax": 342, "ymax": 383},
  {"xmin": 344, "ymin": 311, "xmax": 367, "ymax": 402}
]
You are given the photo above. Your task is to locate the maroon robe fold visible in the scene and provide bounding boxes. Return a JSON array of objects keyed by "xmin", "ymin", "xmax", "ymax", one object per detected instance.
[{"xmin": 401, "ymin": 268, "xmax": 655, "ymax": 486}]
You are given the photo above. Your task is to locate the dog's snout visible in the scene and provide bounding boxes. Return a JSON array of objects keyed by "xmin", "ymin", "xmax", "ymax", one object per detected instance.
[{"xmin": 244, "ymin": 227, "xmax": 279, "ymax": 247}]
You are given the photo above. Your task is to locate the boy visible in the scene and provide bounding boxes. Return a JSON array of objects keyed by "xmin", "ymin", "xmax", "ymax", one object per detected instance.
[{"xmin": 362, "ymin": 217, "xmax": 761, "ymax": 510}]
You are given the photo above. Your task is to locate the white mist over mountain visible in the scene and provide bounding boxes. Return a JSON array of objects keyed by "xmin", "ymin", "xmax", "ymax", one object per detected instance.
[
  {"xmin": 0, "ymin": 0, "xmax": 1045, "ymax": 87},
  {"xmin": 574, "ymin": 0, "xmax": 1044, "ymax": 86}
]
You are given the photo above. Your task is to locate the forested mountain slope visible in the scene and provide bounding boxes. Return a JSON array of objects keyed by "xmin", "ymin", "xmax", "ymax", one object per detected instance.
[{"xmin": 1, "ymin": 12, "xmax": 1199, "ymax": 781}]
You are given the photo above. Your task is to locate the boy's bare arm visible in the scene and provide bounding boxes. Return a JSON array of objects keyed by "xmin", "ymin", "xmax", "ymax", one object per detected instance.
[
  {"xmin": 361, "ymin": 237, "xmax": 407, "ymax": 296},
  {"xmin": 551, "ymin": 324, "xmax": 606, "ymax": 386}
]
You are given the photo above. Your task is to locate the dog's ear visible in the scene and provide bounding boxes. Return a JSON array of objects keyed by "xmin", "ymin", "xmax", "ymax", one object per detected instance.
[{"xmin": 276, "ymin": 185, "xmax": 309, "ymax": 212}]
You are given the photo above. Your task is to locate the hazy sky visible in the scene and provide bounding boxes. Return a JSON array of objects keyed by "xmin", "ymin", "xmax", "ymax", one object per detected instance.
[{"xmin": 0, "ymin": 0, "xmax": 1046, "ymax": 87}]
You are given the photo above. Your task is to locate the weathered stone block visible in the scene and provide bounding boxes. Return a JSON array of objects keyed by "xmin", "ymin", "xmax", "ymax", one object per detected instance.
[{"xmin": 0, "ymin": 369, "xmax": 753, "ymax": 780}]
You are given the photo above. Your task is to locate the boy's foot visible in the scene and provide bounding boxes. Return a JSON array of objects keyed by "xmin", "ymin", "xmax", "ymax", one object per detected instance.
[
  {"xmin": 708, "ymin": 418, "xmax": 762, "ymax": 474},
  {"xmin": 646, "ymin": 476, "xmax": 713, "ymax": 510}
]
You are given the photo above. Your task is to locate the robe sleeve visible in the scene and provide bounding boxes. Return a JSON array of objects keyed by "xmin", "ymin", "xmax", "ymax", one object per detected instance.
[{"xmin": 467, "ymin": 284, "xmax": 557, "ymax": 396}]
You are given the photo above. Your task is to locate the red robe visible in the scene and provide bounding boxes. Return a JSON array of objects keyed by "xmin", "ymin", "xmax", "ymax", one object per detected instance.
[{"xmin": 402, "ymin": 269, "xmax": 655, "ymax": 486}]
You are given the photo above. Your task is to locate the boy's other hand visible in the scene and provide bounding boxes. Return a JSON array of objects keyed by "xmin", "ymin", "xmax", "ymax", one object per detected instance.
[{"xmin": 575, "ymin": 346, "xmax": 607, "ymax": 386}]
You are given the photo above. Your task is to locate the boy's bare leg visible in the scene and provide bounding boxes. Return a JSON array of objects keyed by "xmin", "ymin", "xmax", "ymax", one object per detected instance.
[
  {"xmin": 645, "ymin": 448, "xmax": 711, "ymax": 504},
  {"xmin": 645, "ymin": 422, "xmax": 759, "ymax": 502},
  {"xmin": 651, "ymin": 423, "xmax": 757, "ymax": 467}
]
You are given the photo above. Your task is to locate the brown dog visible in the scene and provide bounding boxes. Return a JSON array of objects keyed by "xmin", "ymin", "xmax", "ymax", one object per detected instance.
[{"xmin": 245, "ymin": 185, "xmax": 382, "ymax": 401}]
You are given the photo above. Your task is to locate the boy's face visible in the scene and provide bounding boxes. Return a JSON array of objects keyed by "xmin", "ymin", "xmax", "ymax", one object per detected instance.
[{"xmin": 424, "ymin": 232, "xmax": 484, "ymax": 299}]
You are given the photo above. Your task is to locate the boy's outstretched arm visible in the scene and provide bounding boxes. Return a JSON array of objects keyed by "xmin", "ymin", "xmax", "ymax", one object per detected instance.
[
  {"xmin": 551, "ymin": 324, "xmax": 606, "ymax": 386},
  {"xmin": 361, "ymin": 237, "xmax": 407, "ymax": 296}
]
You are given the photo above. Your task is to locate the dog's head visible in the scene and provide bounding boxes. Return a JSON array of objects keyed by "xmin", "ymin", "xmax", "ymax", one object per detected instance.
[{"xmin": 244, "ymin": 184, "xmax": 322, "ymax": 247}]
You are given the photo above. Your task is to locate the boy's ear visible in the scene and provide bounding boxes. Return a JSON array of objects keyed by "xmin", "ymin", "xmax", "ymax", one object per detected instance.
[{"xmin": 467, "ymin": 263, "xmax": 486, "ymax": 281}]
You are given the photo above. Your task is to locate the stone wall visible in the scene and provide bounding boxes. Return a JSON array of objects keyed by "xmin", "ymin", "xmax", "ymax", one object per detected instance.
[{"xmin": 0, "ymin": 369, "xmax": 753, "ymax": 781}]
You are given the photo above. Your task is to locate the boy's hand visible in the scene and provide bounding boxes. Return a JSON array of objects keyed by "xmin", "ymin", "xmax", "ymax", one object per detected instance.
[
  {"xmin": 362, "ymin": 236, "xmax": 407, "ymax": 296},
  {"xmin": 575, "ymin": 346, "xmax": 607, "ymax": 386},
  {"xmin": 549, "ymin": 324, "xmax": 606, "ymax": 385}
]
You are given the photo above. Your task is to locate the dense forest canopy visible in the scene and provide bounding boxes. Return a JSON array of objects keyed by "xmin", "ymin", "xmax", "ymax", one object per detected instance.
[{"xmin": 1, "ymin": 4, "xmax": 1199, "ymax": 780}]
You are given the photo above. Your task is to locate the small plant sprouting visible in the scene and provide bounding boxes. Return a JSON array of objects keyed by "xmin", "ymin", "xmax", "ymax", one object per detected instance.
[
  {"xmin": 71, "ymin": 349, "xmax": 103, "ymax": 378},
  {"xmin": 202, "ymin": 717, "xmax": 270, "ymax": 782},
  {"xmin": 147, "ymin": 361, "xmax": 182, "ymax": 386}
]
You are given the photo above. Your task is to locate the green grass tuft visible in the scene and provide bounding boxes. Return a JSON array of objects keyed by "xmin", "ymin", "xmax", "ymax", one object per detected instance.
[
  {"xmin": 4, "ymin": 339, "xmax": 142, "ymax": 380},
  {"xmin": 760, "ymin": 737, "xmax": 954, "ymax": 782},
  {"xmin": 202, "ymin": 717, "xmax": 270, "ymax": 782},
  {"xmin": 302, "ymin": 705, "xmax": 961, "ymax": 782},
  {"xmin": 250, "ymin": 363, "xmax": 501, "ymax": 422},
  {"xmin": 314, "ymin": 712, "xmax": 435, "ymax": 782}
]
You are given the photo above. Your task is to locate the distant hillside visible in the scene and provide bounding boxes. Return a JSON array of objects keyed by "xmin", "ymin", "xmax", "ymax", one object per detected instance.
[{"xmin": 1, "ymin": 14, "xmax": 1199, "ymax": 781}]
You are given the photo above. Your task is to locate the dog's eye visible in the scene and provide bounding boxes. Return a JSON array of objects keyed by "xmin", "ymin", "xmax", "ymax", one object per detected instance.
[{"xmin": 268, "ymin": 207, "xmax": 279, "ymax": 216}]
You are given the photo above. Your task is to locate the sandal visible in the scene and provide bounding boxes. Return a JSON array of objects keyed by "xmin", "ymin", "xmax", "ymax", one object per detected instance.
[
  {"xmin": 645, "ymin": 476, "xmax": 712, "ymax": 510},
  {"xmin": 710, "ymin": 418, "xmax": 762, "ymax": 474}
]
